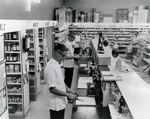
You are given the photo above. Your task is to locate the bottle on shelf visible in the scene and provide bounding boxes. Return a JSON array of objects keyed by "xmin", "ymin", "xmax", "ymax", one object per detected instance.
[{"xmin": 119, "ymin": 95, "xmax": 126, "ymax": 113}]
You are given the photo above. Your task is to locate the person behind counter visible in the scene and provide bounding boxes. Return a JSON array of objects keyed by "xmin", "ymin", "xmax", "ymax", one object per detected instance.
[
  {"xmin": 64, "ymin": 33, "xmax": 81, "ymax": 88},
  {"xmin": 44, "ymin": 43, "xmax": 78, "ymax": 119},
  {"xmin": 132, "ymin": 31, "xmax": 140, "ymax": 55},
  {"xmin": 73, "ymin": 32, "xmax": 81, "ymax": 55},
  {"xmin": 98, "ymin": 32, "xmax": 105, "ymax": 51}
]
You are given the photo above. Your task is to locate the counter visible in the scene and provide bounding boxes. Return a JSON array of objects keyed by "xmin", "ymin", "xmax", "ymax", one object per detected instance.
[
  {"xmin": 91, "ymin": 39, "xmax": 150, "ymax": 119},
  {"xmin": 64, "ymin": 64, "xmax": 78, "ymax": 119}
]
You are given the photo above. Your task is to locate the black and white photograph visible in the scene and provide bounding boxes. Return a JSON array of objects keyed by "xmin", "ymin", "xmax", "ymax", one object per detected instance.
[{"xmin": 1, "ymin": 0, "xmax": 150, "ymax": 119}]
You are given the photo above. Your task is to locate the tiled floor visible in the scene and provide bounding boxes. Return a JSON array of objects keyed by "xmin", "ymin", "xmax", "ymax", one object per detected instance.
[{"xmin": 25, "ymin": 82, "xmax": 50, "ymax": 119}]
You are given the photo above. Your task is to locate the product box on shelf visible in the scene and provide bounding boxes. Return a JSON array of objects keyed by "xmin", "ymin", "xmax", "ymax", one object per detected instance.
[{"xmin": 138, "ymin": 5, "xmax": 144, "ymax": 11}]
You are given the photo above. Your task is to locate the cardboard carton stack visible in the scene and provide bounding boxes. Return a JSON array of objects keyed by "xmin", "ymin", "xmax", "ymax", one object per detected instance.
[{"xmin": 128, "ymin": 6, "xmax": 148, "ymax": 23}]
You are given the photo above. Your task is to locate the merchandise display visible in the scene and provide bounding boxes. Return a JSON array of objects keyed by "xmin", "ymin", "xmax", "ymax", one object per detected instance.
[
  {"xmin": 54, "ymin": 5, "xmax": 150, "ymax": 23},
  {"xmin": 38, "ymin": 28, "xmax": 46, "ymax": 81},
  {"xmin": 2, "ymin": 1, "xmax": 150, "ymax": 118},
  {"xmin": 4, "ymin": 31, "xmax": 30, "ymax": 118},
  {"xmin": 26, "ymin": 29, "xmax": 40, "ymax": 101},
  {"xmin": 54, "ymin": 23, "xmax": 70, "ymax": 43},
  {"xmin": 69, "ymin": 23, "xmax": 150, "ymax": 53}
]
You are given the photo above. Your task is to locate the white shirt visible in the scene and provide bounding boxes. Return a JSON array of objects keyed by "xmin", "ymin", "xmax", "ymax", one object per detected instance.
[
  {"xmin": 44, "ymin": 58, "xmax": 68, "ymax": 111},
  {"xmin": 132, "ymin": 35, "xmax": 140, "ymax": 48},
  {"xmin": 64, "ymin": 40, "xmax": 74, "ymax": 68},
  {"xmin": 74, "ymin": 35, "xmax": 81, "ymax": 48}
]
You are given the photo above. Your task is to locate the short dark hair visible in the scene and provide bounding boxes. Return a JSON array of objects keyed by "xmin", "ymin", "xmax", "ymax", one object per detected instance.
[
  {"xmin": 54, "ymin": 43, "xmax": 68, "ymax": 52},
  {"xmin": 99, "ymin": 32, "xmax": 103, "ymax": 36}
]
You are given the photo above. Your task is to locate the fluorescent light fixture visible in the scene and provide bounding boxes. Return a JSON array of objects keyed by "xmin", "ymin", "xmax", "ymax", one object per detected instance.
[{"xmin": 26, "ymin": 0, "xmax": 31, "ymax": 12}]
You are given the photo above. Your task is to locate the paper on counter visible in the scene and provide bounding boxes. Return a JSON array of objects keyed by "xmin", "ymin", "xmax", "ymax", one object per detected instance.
[
  {"xmin": 102, "ymin": 76, "xmax": 123, "ymax": 81},
  {"xmin": 79, "ymin": 77, "xmax": 92, "ymax": 80},
  {"xmin": 78, "ymin": 77, "xmax": 93, "ymax": 84},
  {"xmin": 77, "ymin": 83, "xmax": 87, "ymax": 89},
  {"xmin": 80, "ymin": 64, "xmax": 87, "ymax": 67},
  {"xmin": 101, "ymin": 71, "xmax": 113, "ymax": 76},
  {"xmin": 76, "ymin": 97, "xmax": 96, "ymax": 106}
]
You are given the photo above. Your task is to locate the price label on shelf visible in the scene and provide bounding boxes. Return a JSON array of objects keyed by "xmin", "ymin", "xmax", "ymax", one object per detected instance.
[
  {"xmin": 0, "ymin": 24, "xmax": 5, "ymax": 30},
  {"xmin": 33, "ymin": 22, "xmax": 39, "ymax": 27},
  {"xmin": 45, "ymin": 22, "xmax": 49, "ymax": 26}
]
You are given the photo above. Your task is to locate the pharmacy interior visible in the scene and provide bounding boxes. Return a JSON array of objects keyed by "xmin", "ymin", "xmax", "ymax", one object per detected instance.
[{"xmin": 1, "ymin": 0, "xmax": 150, "ymax": 119}]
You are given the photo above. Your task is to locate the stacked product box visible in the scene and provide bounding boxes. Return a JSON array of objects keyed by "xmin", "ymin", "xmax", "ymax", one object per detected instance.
[
  {"xmin": 133, "ymin": 10, "xmax": 138, "ymax": 23},
  {"xmin": 103, "ymin": 14, "xmax": 113, "ymax": 23},
  {"xmin": 137, "ymin": 5, "xmax": 148, "ymax": 23},
  {"xmin": 117, "ymin": 9, "xmax": 129, "ymax": 23},
  {"xmin": 93, "ymin": 12, "xmax": 100, "ymax": 23},
  {"xmin": 59, "ymin": 8, "xmax": 66, "ymax": 23},
  {"xmin": 99, "ymin": 14, "xmax": 103, "ymax": 23},
  {"xmin": 128, "ymin": 11, "xmax": 133, "ymax": 23},
  {"xmin": 147, "ymin": 6, "xmax": 150, "ymax": 23},
  {"xmin": 54, "ymin": 7, "xmax": 72, "ymax": 23}
]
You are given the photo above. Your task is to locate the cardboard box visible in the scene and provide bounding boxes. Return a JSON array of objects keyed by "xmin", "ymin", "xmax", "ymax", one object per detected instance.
[
  {"xmin": 138, "ymin": 5, "xmax": 144, "ymax": 11},
  {"xmin": 97, "ymin": 54, "xmax": 111, "ymax": 65}
]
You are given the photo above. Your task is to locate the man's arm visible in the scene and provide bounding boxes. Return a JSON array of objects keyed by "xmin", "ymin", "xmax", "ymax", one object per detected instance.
[
  {"xmin": 50, "ymin": 87, "xmax": 78, "ymax": 100},
  {"xmin": 65, "ymin": 85, "xmax": 79, "ymax": 96}
]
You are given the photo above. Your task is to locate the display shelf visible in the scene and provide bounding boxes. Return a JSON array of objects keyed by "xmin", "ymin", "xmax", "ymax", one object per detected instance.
[
  {"xmin": 27, "ymin": 28, "xmax": 41, "ymax": 101},
  {"xmin": 8, "ymin": 93, "xmax": 22, "ymax": 95},
  {"xmin": 38, "ymin": 27, "xmax": 46, "ymax": 81},
  {"xmin": 6, "ymin": 73, "xmax": 21, "ymax": 75},
  {"xmin": 54, "ymin": 23, "xmax": 70, "ymax": 43},
  {"xmin": 9, "ymin": 110, "xmax": 23, "ymax": 118},
  {"xmin": 7, "ymin": 83, "xmax": 22, "ymax": 85},
  {"xmin": 132, "ymin": 42, "xmax": 150, "ymax": 73},
  {"xmin": 6, "ymin": 62, "xmax": 21, "ymax": 64},
  {"xmin": 4, "ymin": 31, "xmax": 30, "ymax": 118},
  {"xmin": 0, "ymin": 19, "xmax": 57, "ymax": 119},
  {"xmin": 69, "ymin": 23, "xmax": 150, "ymax": 53}
]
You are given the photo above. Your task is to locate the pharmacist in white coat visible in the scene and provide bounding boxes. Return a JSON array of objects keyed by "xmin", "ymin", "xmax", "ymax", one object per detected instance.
[
  {"xmin": 44, "ymin": 43, "xmax": 78, "ymax": 119},
  {"xmin": 64, "ymin": 34, "xmax": 81, "ymax": 88},
  {"xmin": 73, "ymin": 32, "xmax": 81, "ymax": 55},
  {"xmin": 132, "ymin": 31, "xmax": 140, "ymax": 55}
]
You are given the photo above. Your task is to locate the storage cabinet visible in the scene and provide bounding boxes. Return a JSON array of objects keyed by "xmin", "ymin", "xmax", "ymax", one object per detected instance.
[
  {"xmin": 26, "ymin": 29, "xmax": 40, "ymax": 101},
  {"xmin": 4, "ymin": 31, "xmax": 29, "ymax": 118},
  {"xmin": 38, "ymin": 28, "xmax": 46, "ymax": 81}
]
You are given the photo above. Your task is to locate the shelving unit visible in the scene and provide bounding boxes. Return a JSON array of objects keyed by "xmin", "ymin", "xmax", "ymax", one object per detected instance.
[
  {"xmin": 69, "ymin": 23, "xmax": 150, "ymax": 53},
  {"xmin": 26, "ymin": 29, "xmax": 40, "ymax": 101},
  {"xmin": 38, "ymin": 28, "xmax": 46, "ymax": 81},
  {"xmin": 54, "ymin": 23, "xmax": 70, "ymax": 43},
  {"xmin": 4, "ymin": 31, "xmax": 29, "ymax": 118},
  {"xmin": 0, "ymin": 35, "xmax": 8, "ymax": 119},
  {"xmin": 133, "ymin": 43, "xmax": 150, "ymax": 74}
]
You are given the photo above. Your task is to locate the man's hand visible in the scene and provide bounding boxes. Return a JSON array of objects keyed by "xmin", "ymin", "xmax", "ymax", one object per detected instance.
[
  {"xmin": 69, "ymin": 90, "xmax": 79, "ymax": 97},
  {"xmin": 67, "ymin": 93, "xmax": 78, "ymax": 100}
]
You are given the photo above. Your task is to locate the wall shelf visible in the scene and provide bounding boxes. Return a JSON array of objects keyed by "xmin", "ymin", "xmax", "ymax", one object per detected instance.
[
  {"xmin": 4, "ymin": 31, "xmax": 30, "ymax": 118},
  {"xmin": 27, "ymin": 28, "xmax": 41, "ymax": 101},
  {"xmin": 69, "ymin": 23, "xmax": 150, "ymax": 53}
]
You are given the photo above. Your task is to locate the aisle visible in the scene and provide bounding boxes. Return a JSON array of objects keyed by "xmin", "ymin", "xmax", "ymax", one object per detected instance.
[{"xmin": 25, "ymin": 83, "xmax": 49, "ymax": 119}]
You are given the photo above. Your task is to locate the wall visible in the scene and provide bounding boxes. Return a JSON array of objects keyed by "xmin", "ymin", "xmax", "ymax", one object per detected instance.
[
  {"xmin": 65, "ymin": 0, "xmax": 150, "ymax": 22},
  {"xmin": 0, "ymin": 0, "xmax": 64, "ymax": 20}
]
